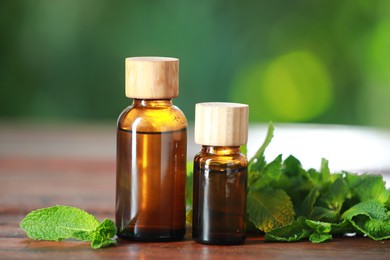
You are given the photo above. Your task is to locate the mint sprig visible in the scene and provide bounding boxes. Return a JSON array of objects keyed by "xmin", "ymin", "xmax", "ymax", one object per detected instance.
[
  {"xmin": 248, "ymin": 122, "xmax": 390, "ymax": 242},
  {"xmin": 20, "ymin": 205, "xmax": 116, "ymax": 249}
]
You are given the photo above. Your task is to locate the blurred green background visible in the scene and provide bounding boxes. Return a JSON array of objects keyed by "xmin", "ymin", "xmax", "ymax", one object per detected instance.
[{"xmin": 1, "ymin": 0, "xmax": 390, "ymax": 127}]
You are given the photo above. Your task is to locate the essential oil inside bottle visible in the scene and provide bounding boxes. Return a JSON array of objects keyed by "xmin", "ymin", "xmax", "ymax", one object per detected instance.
[
  {"xmin": 192, "ymin": 155, "xmax": 247, "ymax": 245},
  {"xmin": 116, "ymin": 128, "xmax": 186, "ymax": 241}
]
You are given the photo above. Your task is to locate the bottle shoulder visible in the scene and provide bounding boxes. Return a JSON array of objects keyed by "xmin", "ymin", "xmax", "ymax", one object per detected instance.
[
  {"xmin": 194, "ymin": 151, "xmax": 248, "ymax": 169},
  {"xmin": 118, "ymin": 103, "xmax": 187, "ymax": 132}
]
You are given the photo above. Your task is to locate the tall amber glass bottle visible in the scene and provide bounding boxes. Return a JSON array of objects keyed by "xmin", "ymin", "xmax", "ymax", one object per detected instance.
[
  {"xmin": 192, "ymin": 102, "xmax": 249, "ymax": 245},
  {"xmin": 116, "ymin": 57, "xmax": 187, "ymax": 241}
]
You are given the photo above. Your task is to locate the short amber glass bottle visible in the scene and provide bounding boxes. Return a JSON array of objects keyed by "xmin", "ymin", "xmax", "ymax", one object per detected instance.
[
  {"xmin": 192, "ymin": 102, "xmax": 249, "ymax": 245},
  {"xmin": 116, "ymin": 57, "xmax": 187, "ymax": 241}
]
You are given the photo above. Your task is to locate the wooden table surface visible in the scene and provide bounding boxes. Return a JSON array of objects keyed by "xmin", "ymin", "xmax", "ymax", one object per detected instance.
[{"xmin": 1, "ymin": 121, "xmax": 389, "ymax": 259}]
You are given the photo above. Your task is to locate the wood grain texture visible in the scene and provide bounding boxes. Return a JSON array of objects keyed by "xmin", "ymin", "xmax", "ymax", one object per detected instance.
[
  {"xmin": 125, "ymin": 57, "xmax": 179, "ymax": 99},
  {"xmin": 195, "ymin": 102, "xmax": 249, "ymax": 146}
]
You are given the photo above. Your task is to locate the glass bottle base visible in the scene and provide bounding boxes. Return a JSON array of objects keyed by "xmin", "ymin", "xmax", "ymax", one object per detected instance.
[
  {"xmin": 117, "ymin": 227, "xmax": 186, "ymax": 242},
  {"xmin": 193, "ymin": 234, "xmax": 246, "ymax": 245}
]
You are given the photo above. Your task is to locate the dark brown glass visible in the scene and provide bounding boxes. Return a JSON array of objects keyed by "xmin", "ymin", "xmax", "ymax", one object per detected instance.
[
  {"xmin": 192, "ymin": 146, "xmax": 248, "ymax": 245},
  {"xmin": 116, "ymin": 99, "xmax": 187, "ymax": 241}
]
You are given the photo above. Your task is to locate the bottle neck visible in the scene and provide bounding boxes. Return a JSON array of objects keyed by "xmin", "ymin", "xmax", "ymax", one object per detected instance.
[
  {"xmin": 201, "ymin": 145, "xmax": 241, "ymax": 156},
  {"xmin": 132, "ymin": 99, "xmax": 173, "ymax": 108}
]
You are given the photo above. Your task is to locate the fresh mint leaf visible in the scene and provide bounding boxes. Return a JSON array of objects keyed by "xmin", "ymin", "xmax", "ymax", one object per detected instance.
[
  {"xmin": 320, "ymin": 158, "xmax": 331, "ymax": 183},
  {"xmin": 265, "ymin": 218, "xmax": 349, "ymax": 243},
  {"xmin": 249, "ymin": 154, "xmax": 283, "ymax": 191},
  {"xmin": 298, "ymin": 187, "xmax": 320, "ymax": 217},
  {"xmin": 283, "ymin": 155, "xmax": 302, "ymax": 177},
  {"xmin": 305, "ymin": 219, "xmax": 332, "ymax": 234},
  {"xmin": 310, "ymin": 206, "xmax": 339, "ymax": 222},
  {"xmin": 309, "ymin": 232, "xmax": 332, "ymax": 243},
  {"xmin": 330, "ymin": 219, "xmax": 355, "ymax": 235},
  {"xmin": 351, "ymin": 216, "xmax": 390, "ymax": 240},
  {"xmin": 278, "ymin": 155, "xmax": 318, "ymax": 211},
  {"xmin": 264, "ymin": 217, "xmax": 311, "ymax": 242},
  {"xmin": 315, "ymin": 176, "xmax": 348, "ymax": 220},
  {"xmin": 342, "ymin": 200, "xmax": 388, "ymax": 221},
  {"xmin": 20, "ymin": 205, "xmax": 117, "ymax": 249},
  {"xmin": 247, "ymin": 188, "xmax": 295, "ymax": 232},
  {"xmin": 345, "ymin": 173, "xmax": 389, "ymax": 204},
  {"xmin": 342, "ymin": 200, "xmax": 390, "ymax": 240},
  {"xmin": 306, "ymin": 220, "xmax": 334, "ymax": 243},
  {"xmin": 20, "ymin": 205, "xmax": 99, "ymax": 241},
  {"xmin": 248, "ymin": 122, "xmax": 274, "ymax": 186},
  {"xmin": 91, "ymin": 219, "xmax": 117, "ymax": 249}
]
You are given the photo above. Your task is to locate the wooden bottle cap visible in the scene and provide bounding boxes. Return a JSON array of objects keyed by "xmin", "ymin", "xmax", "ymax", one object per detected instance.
[
  {"xmin": 125, "ymin": 57, "xmax": 179, "ymax": 99},
  {"xmin": 195, "ymin": 102, "xmax": 249, "ymax": 146}
]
